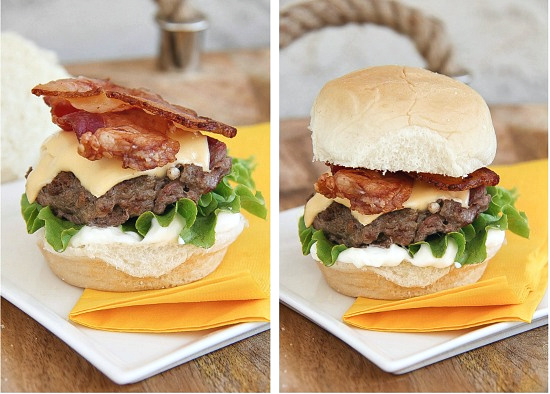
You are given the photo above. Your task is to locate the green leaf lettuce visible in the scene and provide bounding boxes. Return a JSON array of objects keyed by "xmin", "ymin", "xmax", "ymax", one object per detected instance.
[
  {"xmin": 21, "ymin": 157, "xmax": 267, "ymax": 252},
  {"xmin": 299, "ymin": 186, "xmax": 529, "ymax": 267}
]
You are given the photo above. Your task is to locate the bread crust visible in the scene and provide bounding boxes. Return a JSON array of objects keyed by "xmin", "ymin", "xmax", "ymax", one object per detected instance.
[
  {"xmin": 37, "ymin": 212, "xmax": 245, "ymax": 292},
  {"xmin": 310, "ymin": 65, "xmax": 496, "ymax": 177},
  {"xmin": 309, "ymin": 65, "xmax": 500, "ymax": 300},
  {"xmin": 316, "ymin": 260, "xmax": 489, "ymax": 300},
  {"xmin": 40, "ymin": 239, "xmax": 229, "ymax": 292}
]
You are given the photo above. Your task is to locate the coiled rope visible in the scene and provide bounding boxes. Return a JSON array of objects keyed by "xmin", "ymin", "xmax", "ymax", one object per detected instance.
[{"xmin": 280, "ymin": 0, "xmax": 469, "ymax": 80}]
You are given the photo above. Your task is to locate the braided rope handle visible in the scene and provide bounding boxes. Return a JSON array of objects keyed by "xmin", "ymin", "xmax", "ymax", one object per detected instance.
[{"xmin": 280, "ymin": 0, "xmax": 470, "ymax": 80}]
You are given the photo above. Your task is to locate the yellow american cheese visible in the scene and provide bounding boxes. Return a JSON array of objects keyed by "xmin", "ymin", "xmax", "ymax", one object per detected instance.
[
  {"xmin": 304, "ymin": 182, "xmax": 469, "ymax": 227},
  {"xmin": 403, "ymin": 181, "xmax": 469, "ymax": 210},
  {"xmin": 26, "ymin": 129, "xmax": 210, "ymax": 203}
]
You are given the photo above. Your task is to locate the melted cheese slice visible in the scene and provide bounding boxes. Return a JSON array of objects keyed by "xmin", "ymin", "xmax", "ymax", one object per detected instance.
[
  {"xmin": 304, "ymin": 182, "xmax": 470, "ymax": 227},
  {"xmin": 26, "ymin": 129, "xmax": 209, "ymax": 203},
  {"xmin": 403, "ymin": 181, "xmax": 469, "ymax": 210},
  {"xmin": 304, "ymin": 193, "xmax": 382, "ymax": 227}
]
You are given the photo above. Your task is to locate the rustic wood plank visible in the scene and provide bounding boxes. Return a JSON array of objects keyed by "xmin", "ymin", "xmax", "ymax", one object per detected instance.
[
  {"xmin": 280, "ymin": 304, "xmax": 547, "ymax": 392},
  {"xmin": 1, "ymin": 299, "xmax": 270, "ymax": 392}
]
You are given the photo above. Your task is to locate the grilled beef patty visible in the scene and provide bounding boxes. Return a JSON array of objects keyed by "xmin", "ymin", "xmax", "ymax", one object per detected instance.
[
  {"xmin": 312, "ymin": 186, "xmax": 491, "ymax": 248},
  {"xmin": 34, "ymin": 137, "xmax": 232, "ymax": 227}
]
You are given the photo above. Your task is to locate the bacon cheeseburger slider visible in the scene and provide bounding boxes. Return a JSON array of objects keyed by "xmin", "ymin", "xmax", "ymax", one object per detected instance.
[
  {"xmin": 299, "ymin": 66, "xmax": 529, "ymax": 300},
  {"xmin": 21, "ymin": 77, "xmax": 266, "ymax": 291}
]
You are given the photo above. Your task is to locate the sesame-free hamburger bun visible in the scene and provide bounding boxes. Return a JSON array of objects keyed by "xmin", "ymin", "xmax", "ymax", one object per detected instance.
[
  {"xmin": 310, "ymin": 65, "xmax": 496, "ymax": 177},
  {"xmin": 303, "ymin": 65, "xmax": 505, "ymax": 300}
]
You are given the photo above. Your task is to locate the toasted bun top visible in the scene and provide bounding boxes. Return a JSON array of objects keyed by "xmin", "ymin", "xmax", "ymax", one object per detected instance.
[{"xmin": 310, "ymin": 66, "xmax": 496, "ymax": 177}]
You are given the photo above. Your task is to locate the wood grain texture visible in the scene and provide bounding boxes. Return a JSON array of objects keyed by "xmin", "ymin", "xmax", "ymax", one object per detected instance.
[
  {"xmin": 279, "ymin": 104, "xmax": 548, "ymax": 392},
  {"xmin": 280, "ymin": 305, "xmax": 547, "ymax": 392},
  {"xmin": 1, "ymin": 50, "xmax": 270, "ymax": 392},
  {"xmin": 1, "ymin": 299, "xmax": 269, "ymax": 392}
]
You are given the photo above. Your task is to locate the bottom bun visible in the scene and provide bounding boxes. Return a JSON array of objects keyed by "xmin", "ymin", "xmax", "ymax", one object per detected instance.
[
  {"xmin": 316, "ymin": 260, "xmax": 490, "ymax": 300},
  {"xmin": 38, "ymin": 214, "xmax": 245, "ymax": 292}
]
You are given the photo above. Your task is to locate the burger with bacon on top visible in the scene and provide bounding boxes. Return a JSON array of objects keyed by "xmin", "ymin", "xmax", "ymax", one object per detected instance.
[
  {"xmin": 22, "ymin": 77, "xmax": 266, "ymax": 292},
  {"xmin": 299, "ymin": 66, "xmax": 529, "ymax": 300}
]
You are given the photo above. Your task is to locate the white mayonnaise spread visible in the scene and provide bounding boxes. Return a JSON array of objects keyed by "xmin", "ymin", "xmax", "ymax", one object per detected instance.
[
  {"xmin": 68, "ymin": 211, "xmax": 244, "ymax": 247},
  {"xmin": 311, "ymin": 228, "xmax": 506, "ymax": 269}
]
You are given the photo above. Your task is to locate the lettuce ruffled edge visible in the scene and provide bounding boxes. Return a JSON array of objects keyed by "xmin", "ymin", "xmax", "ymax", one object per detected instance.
[
  {"xmin": 299, "ymin": 186, "xmax": 529, "ymax": 267},
  {"xmin": 21, "ymin": 157, "xmax": 267, "ymax": 252}
]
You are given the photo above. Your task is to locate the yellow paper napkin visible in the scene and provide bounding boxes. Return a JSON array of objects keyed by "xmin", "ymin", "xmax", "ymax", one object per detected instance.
[
  {"xmin": 343, "ymin": 159, "xmax": 548, "ymax": 332},
  {"xmin": 69, "ymin": 123, "xmax": 270, "ymax": 332}
]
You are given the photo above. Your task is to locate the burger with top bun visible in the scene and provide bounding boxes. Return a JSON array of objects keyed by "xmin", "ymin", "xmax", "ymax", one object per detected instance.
[{"xmin": 299, "ymin": 65, "xmax": 529, "ymax": 300}]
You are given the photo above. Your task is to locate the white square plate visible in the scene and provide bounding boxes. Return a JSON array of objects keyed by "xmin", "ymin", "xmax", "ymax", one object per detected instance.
[
  {"xmin": 279, "ymin": 207, "xmax": 547, "ymax": 374},
  {"xmin": 1, "ymin": 179, "xmax": 269, "ymax": 385}
]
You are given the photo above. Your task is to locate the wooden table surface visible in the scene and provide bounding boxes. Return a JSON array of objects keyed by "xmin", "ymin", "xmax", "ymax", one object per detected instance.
[
  {"xmin": 1, "ymin": 49, "xmax": 270, "ymax": 393},
  {"xmin": 279, "ymin": 105, "xmax": 548, "ymax": 392}
]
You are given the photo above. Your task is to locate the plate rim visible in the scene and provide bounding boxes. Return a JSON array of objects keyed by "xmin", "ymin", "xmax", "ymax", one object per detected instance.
[{"xmin": 2, "ymin": 276, "xmax": 270, "ymax": 384}]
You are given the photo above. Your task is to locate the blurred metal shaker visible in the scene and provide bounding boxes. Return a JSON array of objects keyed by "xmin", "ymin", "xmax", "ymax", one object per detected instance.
[{"xmin": 155, "ymin": 0, "xmax": 208, "ymax": 71}]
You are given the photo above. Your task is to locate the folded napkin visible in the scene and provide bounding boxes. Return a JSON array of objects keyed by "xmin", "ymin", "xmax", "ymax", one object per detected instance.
[
  {"xmin": 69, "ymin": 123, "xmax": 270, "ymax": 332},
  {"xmin": 343, "ymin": 159, "xmax": 547, "ymax": 332}
]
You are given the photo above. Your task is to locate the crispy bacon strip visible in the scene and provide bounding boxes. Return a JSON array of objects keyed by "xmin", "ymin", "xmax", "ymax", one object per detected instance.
[
  {"xmin": 410, "ymin": 167, "xmax": 500, "ymax": 191},
  {"xmin": 32, "ymin": 77, "xmax": 237, "ymax": 171},
  {"xmin": 79, "ymin": 126, "xmax": 180, "ymax": 170},
  {"xmin": 48, "ymin": 103, "xmax": 179, "ymax": 170},
  {"xmin": 32, "ymin": 77, "xmax": 237, "ymax": 137},
  {"xmin": 315, "ymin": 169, "xmax": 414, "ymax": 215},
  {"xmin": 53, "ymin": 107, "xmax": 172, "ymax": 138},
  {"xmin": 33, "ymin": 78, "xmax": 103, "ymax": 97}
]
